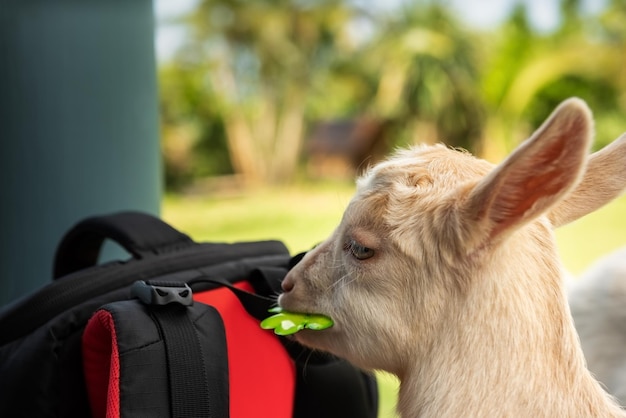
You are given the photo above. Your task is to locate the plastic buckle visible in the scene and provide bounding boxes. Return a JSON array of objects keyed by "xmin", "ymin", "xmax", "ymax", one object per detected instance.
[{"xmin": 131, "ymin": 280, "xmax": 193, "ymax": 306}]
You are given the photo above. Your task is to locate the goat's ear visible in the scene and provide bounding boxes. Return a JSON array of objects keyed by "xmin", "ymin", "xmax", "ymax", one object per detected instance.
[
  {"xmin": 463, "ymin": 98, "xmax": 593, "ymax": 250},
  {"xmin": 547, "ymin": 132, "xmax": 626, "ymax": 227}
]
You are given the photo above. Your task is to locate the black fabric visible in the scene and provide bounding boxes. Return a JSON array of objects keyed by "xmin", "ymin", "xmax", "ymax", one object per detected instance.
[
  {"xmin": 96, "ymin": 300, "xmax": 230, "ymax": 418},
  {"xmin": 190, "ymin": 276, "xmax": 275, "ymax": 321},
  {"xmin": 0, "ymin": 244, "xmax": 289, "ymax": 345},
  {"xmin": 0, "ymin": 211, "xmax": 379, "ymax": 418},
  {"xmin": 153, "ymin": 305, "xmax": 214, "ymax": 418},
  {"xmin": 293, "ymin": 361, "xmax": 379, "ymax": 418},
  {"xmin": 53, "ymin": 211, "xmax": 195, "ymax": 279},
  {"xmin": 288, "ymin": 252, "xmax": 307, "ymax": 269},
  {"xmin": 0, "ymin": 212, "xmax": 290, "ymax": 417},
  {"xmin": 249, "ymin": 266, "xmax": 287, "ymax": 297}
]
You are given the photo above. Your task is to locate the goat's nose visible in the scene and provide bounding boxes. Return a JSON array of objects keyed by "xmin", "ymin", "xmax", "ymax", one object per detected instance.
[{"xmin": 281, "ymin": 275, "xmax": 294, "ymax": 292}]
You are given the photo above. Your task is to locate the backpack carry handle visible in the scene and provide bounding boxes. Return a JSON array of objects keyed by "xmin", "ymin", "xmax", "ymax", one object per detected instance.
[{"xmin": 53, "ymin": 211, "xmax": 194, "ymax": 279}]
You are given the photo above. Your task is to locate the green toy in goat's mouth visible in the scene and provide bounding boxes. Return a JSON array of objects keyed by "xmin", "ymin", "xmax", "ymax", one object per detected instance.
[{"xmin": 260, "ymin": 306, "xmax": 334, "ymax": 336}]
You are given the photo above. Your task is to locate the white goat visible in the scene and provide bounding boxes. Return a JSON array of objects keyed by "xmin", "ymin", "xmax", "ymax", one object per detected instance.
[
  {"xmin": 570, "ymin": 246, "xmax": 626, "ymax": 407},
  {"xmin": 279, "ymin": 98, "xmax": 626, "ymax": 417}
]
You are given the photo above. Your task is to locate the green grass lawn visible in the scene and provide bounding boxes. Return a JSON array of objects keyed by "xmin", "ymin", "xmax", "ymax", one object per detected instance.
[
  {"xmin": 162, "ymin": 183, "xmax": 626, "ymax": 418},
  {"xmin": 162, "ymin": 183, "xmax": 356, "ymax": 255}
]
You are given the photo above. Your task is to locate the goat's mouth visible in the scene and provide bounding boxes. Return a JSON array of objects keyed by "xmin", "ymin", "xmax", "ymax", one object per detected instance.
[{"xmin": 260, "ymin": 306, "xmax": 334, "ymax": 336}]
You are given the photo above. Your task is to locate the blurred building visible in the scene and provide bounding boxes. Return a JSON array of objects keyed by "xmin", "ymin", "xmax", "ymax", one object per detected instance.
[{"xmin": 306, "ymin": 117, "xmax": 391, "ymax": 179}]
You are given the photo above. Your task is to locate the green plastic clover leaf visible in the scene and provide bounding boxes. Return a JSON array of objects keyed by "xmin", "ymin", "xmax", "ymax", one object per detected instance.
[{"xmin": 260, "ymin": 306, "xmax": 334, "ymax": 336}]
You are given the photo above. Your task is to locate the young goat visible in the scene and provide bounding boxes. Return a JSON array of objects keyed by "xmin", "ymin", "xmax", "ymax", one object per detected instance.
[
  {"xmin": 279, "ymin": 98, "xmax": 626, "ymax": 417},
  {"xmin": 570, "ymin": 246, "xmax": 626, "ymax": 408}
]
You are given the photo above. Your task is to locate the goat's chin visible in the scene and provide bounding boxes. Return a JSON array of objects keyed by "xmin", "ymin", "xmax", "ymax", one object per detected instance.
[
  {"xmin": 295, "ymin": 331, "xmax": 384, "ymax": 372},
  {"xmin": 293, "ymin": 329, "xmax": 336, "ymax": 352},
  {"xmin": 293, "ymin": 330, "xmax": 359, "ymax": 364}
]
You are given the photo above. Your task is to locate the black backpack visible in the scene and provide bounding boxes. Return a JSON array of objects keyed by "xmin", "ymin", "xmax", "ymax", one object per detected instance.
[{"xmin": 0, "ymin": 211, "xmax": 378, "ymax": 418}]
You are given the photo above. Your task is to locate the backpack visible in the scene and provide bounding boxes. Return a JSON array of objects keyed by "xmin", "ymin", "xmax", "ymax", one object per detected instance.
[{"xmin": 0, "ymin": 211, "xmax": 378, "ymax": 418}]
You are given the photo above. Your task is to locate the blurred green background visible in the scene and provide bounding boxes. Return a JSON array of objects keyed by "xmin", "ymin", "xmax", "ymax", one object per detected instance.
[
  {"xmin": 156, "ymin": 0, "xmax": 626, "ymax": 191},
  {"xmin": 155, "ymin": 1, "xmax": 626, "ymax": 416}
]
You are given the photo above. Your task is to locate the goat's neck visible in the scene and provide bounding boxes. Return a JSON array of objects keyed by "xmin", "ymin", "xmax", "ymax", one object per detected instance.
[{"xmin": 396, "ymin": 240, "xmax": 626, "ymax": 417}]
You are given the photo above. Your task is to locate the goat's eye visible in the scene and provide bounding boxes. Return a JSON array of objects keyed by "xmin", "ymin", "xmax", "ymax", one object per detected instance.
[{"xmin": 346, "ymin": 240, "xmax": 375, "ymax": 260}]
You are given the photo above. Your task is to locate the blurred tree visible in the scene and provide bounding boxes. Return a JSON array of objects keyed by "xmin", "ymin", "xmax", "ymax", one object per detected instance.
[
  {"xmin": 478, "ymin": 0, "xmax": 626, "ymax": 160},
  {"xmin": 530, "ymin": 0, "xmax": 626, "ymax": 150},
  {"xmin": 160, "ymin": 64, "xmax": 231, "ymax": 190},
  {"xmin": 364, "ymin": 2, "xmax": 484, "ymax": 152},
  {"xmin": 158, "ymin": 0, "xmax": 626, "ymax": 188},
  {"xmin": 172, "ymin": 0, "xmax": 361, "ymax": 185}
]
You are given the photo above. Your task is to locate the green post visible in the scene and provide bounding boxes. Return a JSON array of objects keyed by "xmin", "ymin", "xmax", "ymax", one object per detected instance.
[{"xmin": 0, "ymin": 0, "xmax": 161, "ymax": 306}]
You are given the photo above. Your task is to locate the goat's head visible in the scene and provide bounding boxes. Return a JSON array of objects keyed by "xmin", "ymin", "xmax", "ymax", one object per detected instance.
[{"xmin": 279, "ymin": 98, "xmax": 626, "ymax": 377}]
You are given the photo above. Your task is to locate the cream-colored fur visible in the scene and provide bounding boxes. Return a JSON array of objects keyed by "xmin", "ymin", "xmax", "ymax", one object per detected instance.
[{"xmin": 279, "ymin": 98, "xmax": 626, "ymax": 417}]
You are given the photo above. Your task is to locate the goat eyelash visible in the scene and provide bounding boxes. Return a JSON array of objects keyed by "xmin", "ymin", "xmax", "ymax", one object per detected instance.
[{"xmin": 344, "ymin": 239, "xmax": 375, "ymax": 261}]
